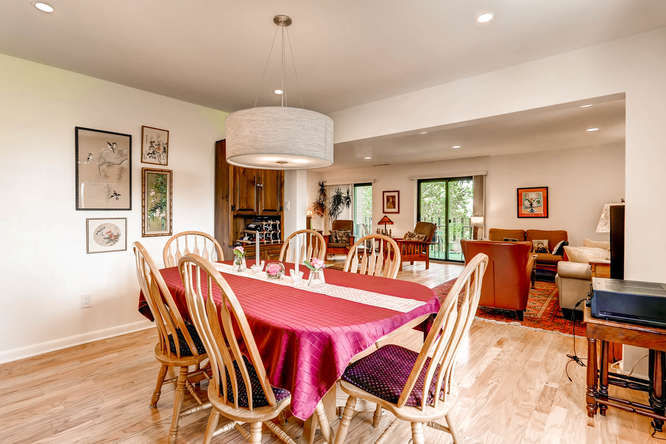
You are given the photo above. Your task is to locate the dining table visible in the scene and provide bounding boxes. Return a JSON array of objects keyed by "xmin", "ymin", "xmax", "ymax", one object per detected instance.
[{"xmin": 138, "ymin": 260, "xmax": 440, "ymax": 440}]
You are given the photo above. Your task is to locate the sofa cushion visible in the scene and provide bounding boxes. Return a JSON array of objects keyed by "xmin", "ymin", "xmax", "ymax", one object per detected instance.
[
  {"xmin": 534, "ymin": 252, "xmax": 563, "ymax": 264},
  {"xmin": 489, "ymin": 228, "xmax": 525, "ymax": 242},
  {"xmin": 404, "ymin": 231, "xmax": 427, "ymax": 241},
  {"xmin": 329, "ymin": 230, "xmax": 351, "ymax": 246},
  {"xmin": 526, "ymin": 230, "xmax": 568, "ymax": 249},
  {"xmin": 584, "ymin": 239, "xmax": 611, "ymax": 250}
]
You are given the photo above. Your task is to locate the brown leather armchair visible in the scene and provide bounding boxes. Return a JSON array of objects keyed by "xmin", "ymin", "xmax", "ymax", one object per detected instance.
[
  {"xmin": 324, "ymin": 220, "xmax": 355, "ymax": 258},
  {"xmin": 395, "ymin": 222, "xmax": 436, "ymax": 270},
  {"xmin": 460, "ymin": 240, "xmax": 535, "ymax": 320}
]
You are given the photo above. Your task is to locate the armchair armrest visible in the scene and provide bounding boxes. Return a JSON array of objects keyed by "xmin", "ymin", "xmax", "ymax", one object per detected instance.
[
  {"xmin": 348, "ymin": 235, "xmax": 355, "ymax": 246},
  {"xmin": 557, "ymin": 261, "xmax": 592, "ymax": 280}
]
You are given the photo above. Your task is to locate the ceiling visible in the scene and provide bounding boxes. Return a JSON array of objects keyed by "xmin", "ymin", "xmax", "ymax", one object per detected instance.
[
  {"xmin": 1, "ymin": 2, "xmax": 665, "ymax": 113},
  {"xmin": 321, "ymin": 94, "xmax": 625, "ymax": 172}
]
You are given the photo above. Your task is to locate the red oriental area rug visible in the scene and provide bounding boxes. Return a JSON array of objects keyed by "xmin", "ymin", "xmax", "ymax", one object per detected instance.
[{"xmin": 432, "ymin": 280, "xmax": 585, "ymax": 336}]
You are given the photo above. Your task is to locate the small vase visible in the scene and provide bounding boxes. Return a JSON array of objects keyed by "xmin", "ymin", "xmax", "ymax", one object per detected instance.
[
  {"xmin": 233, "ymin": 256, "xmax": 246, "ymax": 272},
  {"xmin": 307, "ymin": 269, "xmax": 326, "ymax": 287}
]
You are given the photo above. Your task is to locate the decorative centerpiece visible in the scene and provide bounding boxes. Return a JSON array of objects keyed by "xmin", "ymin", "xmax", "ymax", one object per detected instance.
[
  {"xmin": 266, "ymin": 262, "xmax": 285, "ymax": 280},
  {"xmin": 304, "ymin": 258, "xmax": 326, "ymax": 286},
  {"xmin": 233, "ymin": 246, "xmax": 246, "ymax": 272}
]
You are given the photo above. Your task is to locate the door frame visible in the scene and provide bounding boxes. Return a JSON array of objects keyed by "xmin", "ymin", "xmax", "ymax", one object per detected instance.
[{"xmin": 416, "ymin": 176, "xmax": 473, "ymax": 262}]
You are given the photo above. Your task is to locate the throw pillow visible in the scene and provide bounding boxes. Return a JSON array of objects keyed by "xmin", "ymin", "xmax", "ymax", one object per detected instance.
[
  {"xmin": 564, "ymin": 246, "xmax": 611, "ymax": 263},
  {"xmin": 404, "ymin": 231, "xmax": 427, "ymax": 241},
  {"xmin": 551, "ymin": 240, "xmax": 569, "ymax": 256},
  {"xmin": 532, "ymin": 239, "xmax": 550, "ymax": 253},
  {"xmin": 330, "ymin": 230, "xmax": 351, "ymax": 245}
]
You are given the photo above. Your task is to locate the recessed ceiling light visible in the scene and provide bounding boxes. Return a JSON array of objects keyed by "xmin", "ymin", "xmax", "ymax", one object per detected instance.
[
  {"xmin": 580, "ymin": 104, "xmax": 593, "ymax": 108},
  {"xmin": 33, "ymin": 2, "xmax": 54, "ymax": 13},
  {"xmin": 274, "ymin": 89, "xmax": 283, "ymax": 95},
  {"xmin": 419, "ymin": 131, "xmax": 428, "ymax": 135},
  {"xmin": 586, "ymin": 127, "xmax": 600, "ymax": 132},
  {"xmin": 451, "ymin": 145, "xmax": 462, "ymax": 149},
  {"xmin": 363, "ymin": 156, "xmax": 372, "ymax": 160},
  {"xmin": 477, "ymin": 12, "xmax": 494, "ymax": 23}
]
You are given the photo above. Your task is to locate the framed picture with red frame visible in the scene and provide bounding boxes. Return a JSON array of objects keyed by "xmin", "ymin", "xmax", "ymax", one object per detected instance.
[
  {"xmin": 517, "ymin": 186, "xmax": 548, "ymax": 218},
  {"xmin": 382, "ymin": 190, "xmax": 400, "ymax": 214}
]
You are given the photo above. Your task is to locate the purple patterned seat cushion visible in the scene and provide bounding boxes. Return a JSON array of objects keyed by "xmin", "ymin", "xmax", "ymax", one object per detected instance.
[
  {"xmin": 222, "ymin": 355, "xmax": 290, "ymax": 408},
  {"xmin": 342, "ymin": 344, "xmax": 441, "ymax": 407},
  {"xmin": 168, "ymin": 322, "xmax": 207, "ymax": 356}
]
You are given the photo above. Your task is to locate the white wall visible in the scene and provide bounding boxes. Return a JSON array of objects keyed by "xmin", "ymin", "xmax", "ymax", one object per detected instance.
[
  {"xmin": 0, "ymin": 54, "xmax": 227, "ymax": 362},
  {"xmin": 328, "ymin": 27, "xmax": 666, "ymax": 284},
  {"xmin": 312, "ymin": 144, "xmax": 625, "ymax": 246}
]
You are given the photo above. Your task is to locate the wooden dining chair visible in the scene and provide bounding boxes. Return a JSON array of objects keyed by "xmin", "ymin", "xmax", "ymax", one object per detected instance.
[
  {"xmin": 132, "ymin": 242, "xmax": 210, "ymax": 443},
  {"xmin": 163, "ymin": 231, "xmax": 224, "ymax": 267},
  {"xmin": 335, "ymin": 253, "xmax": 489, "ymax": 444},
  {"xmin": 343, "ymin": 234, "xmax": 401, "ymax": 279},
  {"xmin": 178, "ymin": 253, "xmax": 296, "ymax": 444},
  {"xmin": 279, "ymin": 229, "xmax": 326, "ymax": 264}
]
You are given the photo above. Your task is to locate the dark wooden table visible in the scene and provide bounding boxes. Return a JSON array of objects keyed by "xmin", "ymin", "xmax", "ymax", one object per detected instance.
[{"xmin": 585, "ymin": 306, "xmax": 666, "ymax": 430}]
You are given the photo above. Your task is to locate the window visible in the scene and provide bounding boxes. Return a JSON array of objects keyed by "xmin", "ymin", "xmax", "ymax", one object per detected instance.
[
  {"xmin": 417, "ymin": 177, "xmax": 473, "ymax": 262},
  {"xmin": 353, "ymin": 183, "xmax": 372, "ymax": 238}
]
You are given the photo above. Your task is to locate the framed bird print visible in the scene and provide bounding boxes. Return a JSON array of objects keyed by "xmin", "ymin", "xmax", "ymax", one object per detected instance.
[
  {"xmin": 75, "ymin": 127, "xmax": 132, "ymax": 210},
  {"xmin": 141, "ymin": 125, "xmax": 169, "ymax": 166},
  {"xmin": 517, "ymin": 186, "xmax": 548, "ymax": 218},
  {"xmin": 142, "ymin": 168, "xmax": 173, "ymax": 237},
  {"xmin": 86, "ymin": 218, "xmax": 127, "ymax": 254}
]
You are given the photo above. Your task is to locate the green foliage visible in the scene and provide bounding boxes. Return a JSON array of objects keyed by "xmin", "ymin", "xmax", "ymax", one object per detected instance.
[
  {"xmin": 329, "ymin": 187, "xmax": 351, "ymax": 220},
  {"xmin": 148, "ymin": 174, "xmax": 167, "ymax": 220}
]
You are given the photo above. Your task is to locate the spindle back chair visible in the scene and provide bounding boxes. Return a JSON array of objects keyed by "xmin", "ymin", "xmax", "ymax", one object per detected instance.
[
  {"xmin": 343, "ymin": 234, "xmax": 401, "ymax": 279},
  {"xmin": 279, "ymin": 229, "xmax": 326, "ymax": 264},
  {"xmin": 133, "ymin": 242, "xmax": 209, "ymax": 442},
  {"xmin": 163, "ymin": 231, "xmax": 223, "ymax": 268},
  {"xmin": 336, "ymin": 253, "xmax": 489, "ymax": 444},
  {"xmin": 178, "ymin": 254, "xmax": 295, "ymax": 444}
]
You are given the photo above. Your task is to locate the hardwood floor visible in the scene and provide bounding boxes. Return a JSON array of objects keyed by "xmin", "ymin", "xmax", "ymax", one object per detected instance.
[{"xmin": 0, "ymin": 262, "xmax": 661, "ymax": 443}]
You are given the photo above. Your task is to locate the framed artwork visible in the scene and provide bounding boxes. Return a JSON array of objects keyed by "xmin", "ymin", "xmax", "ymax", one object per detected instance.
[
  {"xmin": 75, "ymin": 127, "xmax": 131, "ymax": 210},
  {"xmin": 517, "ymin": 186, "xmax": 549, "ymax": 218},
  {"xmin": 142, "ymin": 168, "xmax": 173, "ymax": 237},
  {"xmin": 86, "ymin": 218, "xmax": 127, "ymax": 254},
  {"xmin": 382, "ymin": 190, "xmax": 400, "ymax": 214},
  {"xmin": 141, "ymin": 125, "xmax": 169, "ymax": 165}
]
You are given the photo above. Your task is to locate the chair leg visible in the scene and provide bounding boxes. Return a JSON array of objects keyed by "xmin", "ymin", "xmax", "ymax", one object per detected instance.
[
  {"xmin": 249, "ymin": 422, "xmax": 263, "ymax": 443},
  {"xmin": 150, "ymin": 364, "xmax": 168, "ymax": 408},
  {"xmin": 410, "ymin": 422, "xmax": 425, "ymax": 444},
  {"xmin": 444, "ymin": 413, "xmax": 459, "ymax": 444},
  {"xmin": 168, "ymin": 366, "xmax": 188, "ymax": 443},
  {"xmin": 203, "ymin": 410, "xmax": 220, "ymax": 444},
  {"xmin": 334, "ymin": 396, "xmax": 356, "ymax": 444},
  {"xmin": 372, "ymin": 404, "xmax": 382, "ymax": 428}
]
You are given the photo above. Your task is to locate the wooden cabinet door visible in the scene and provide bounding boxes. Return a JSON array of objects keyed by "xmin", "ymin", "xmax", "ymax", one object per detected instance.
[
  {"xmin": 259, "ymin": 169, "xmax": 283, "ymax": 214},
  {"xmin": 233, "ymin": 167, "xmax": 258, "ymax": 212}
]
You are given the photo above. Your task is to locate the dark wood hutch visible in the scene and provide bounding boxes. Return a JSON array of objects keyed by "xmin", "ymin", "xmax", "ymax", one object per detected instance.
[{"xmin": 214, "ymin": 140, "xmax": 285, "ymax": 261}]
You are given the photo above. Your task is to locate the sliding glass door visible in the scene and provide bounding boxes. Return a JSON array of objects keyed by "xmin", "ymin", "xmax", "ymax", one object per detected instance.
[
  {"xmin": 417, "ymin": 177, "xmax": 473, "ymax": 262},
  {"xmin": 353, "ymin": 183, "xmax": 372, "ymax": 238}
]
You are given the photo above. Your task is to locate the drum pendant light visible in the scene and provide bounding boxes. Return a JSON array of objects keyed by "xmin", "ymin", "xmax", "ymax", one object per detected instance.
[{"xmin": 225, "ymin": 15, "xmax": 334, "ymax": 169}]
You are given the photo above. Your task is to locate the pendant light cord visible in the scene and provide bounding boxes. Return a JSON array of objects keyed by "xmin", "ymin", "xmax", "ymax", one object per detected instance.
[
  {"xmin": 286, "ymin": 27, "xmax": 305, "ymax": 108},
  {"xmin": 281, "ymin": 25, "xmax": 286, "ymax": 107},
  {"xmin": 252, "ymin": 26, "xmax": 279, "ymax": 108}
]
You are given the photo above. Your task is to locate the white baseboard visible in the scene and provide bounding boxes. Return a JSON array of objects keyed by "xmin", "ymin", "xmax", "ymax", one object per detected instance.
[{"xmin": 0, "ymin": 319, "xmax": 154, "ymax": 364}]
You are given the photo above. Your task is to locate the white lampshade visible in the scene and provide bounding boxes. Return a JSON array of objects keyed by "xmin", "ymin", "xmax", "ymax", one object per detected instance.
[
  {"xmin": 470, "ymin": 216, "xmax": 484, "ymax": 226},
  {"xmin": 226, "ymin": 106, "xmax": 334, "ymax": 169}
]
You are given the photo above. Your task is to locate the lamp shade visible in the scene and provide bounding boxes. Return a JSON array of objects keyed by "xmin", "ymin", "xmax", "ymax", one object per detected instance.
[
  {"xmin": 378, "ymin": 215, "xmax": 394, "ymax": 225},
  {"xmin": 226, "ymin": 106, "xmax": 334, "ymax": 169},
  {"xmin": 470, "ymin": 216, "xmax": 484, "ymax": 226}
]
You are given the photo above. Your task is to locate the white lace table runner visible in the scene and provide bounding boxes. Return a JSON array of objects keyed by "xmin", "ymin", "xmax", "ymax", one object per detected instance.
[{"xmin": 214, "ymin": 263, "xmax": 426, "ymax": 313}]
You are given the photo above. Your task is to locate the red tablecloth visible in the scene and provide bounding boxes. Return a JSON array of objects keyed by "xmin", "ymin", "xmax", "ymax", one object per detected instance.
[{"xmin": 138, "ymin": 262, "xmax": 439, "ymax": 419}]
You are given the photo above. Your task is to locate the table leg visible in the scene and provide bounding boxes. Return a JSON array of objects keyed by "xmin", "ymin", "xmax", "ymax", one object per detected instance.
[
  {"xmin": 586, "ymin": 337, "xmax": 598, "ymax": 418},
  {"xmin": 650, "ymin": 350, "xmax": 665, "ymax": 432},
  {"xmin": 600, "ymin": 341, "xmax": 609, "ymax": 416},
  {"xmin": 303, "ymin": 386, "xmax": 336, "ymax": 443}
]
